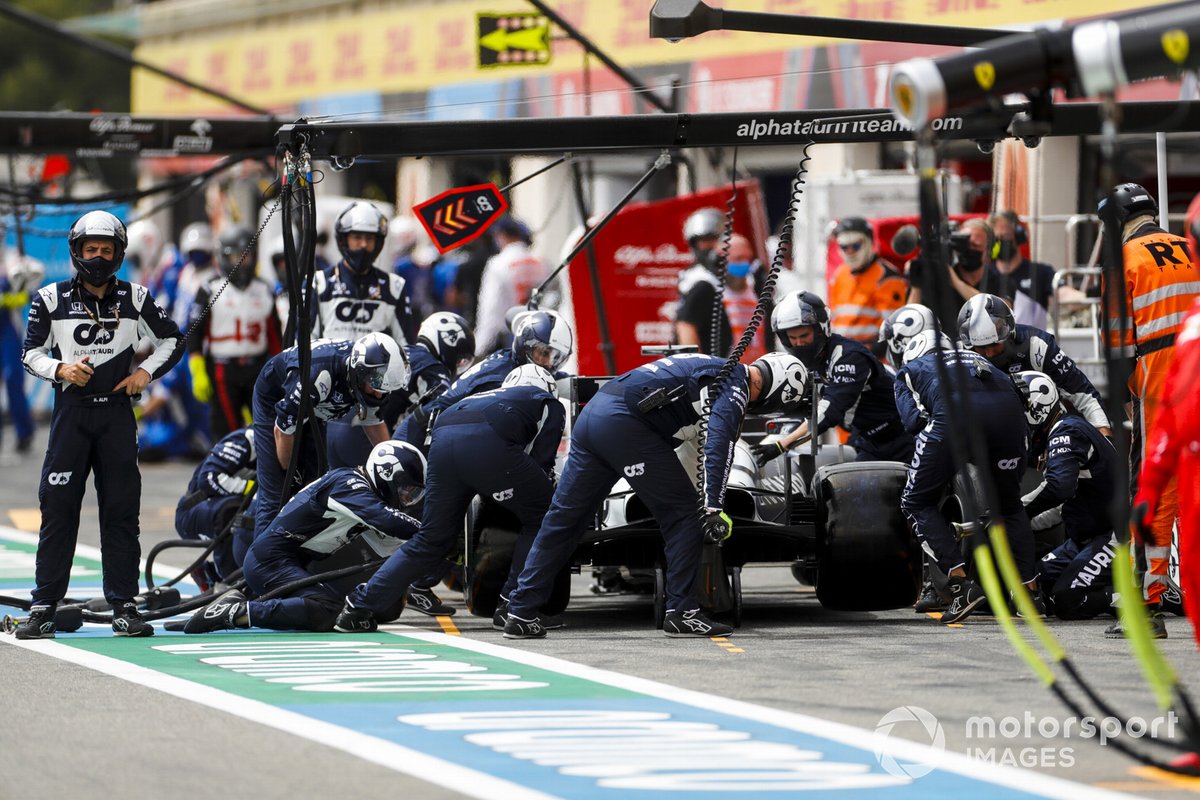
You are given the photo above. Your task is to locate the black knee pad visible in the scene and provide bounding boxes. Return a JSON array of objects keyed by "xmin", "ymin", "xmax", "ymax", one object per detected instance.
[{"xmin": 1051, "ymin": 587, "xmax": 1113, "ymax": 620}]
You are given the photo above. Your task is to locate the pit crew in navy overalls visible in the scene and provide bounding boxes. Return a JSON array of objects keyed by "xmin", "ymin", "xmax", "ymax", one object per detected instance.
[
  {"xmin": 251, "ymin": 332, "xmax": 408, "ymax": 540},
  {"xmin": 501, "ymin": 351, "xmax": 809, "ymax": 640},
  {"xmin": 894, "ymin": 330, "xmax": 1034, "ymax": 625},
  {"xmin": 753, "ymin": 291, "xmax": 913, "ymax": 467},
  {"xmin": 958, "ymin": 294, "xmax": 1112, "ymax": 436},
  {"xmin": 335, "ymin": 364, "xmax": 565, "ymax": 632},
  {"xmin": 1017, "ymin": 371, "xmax": 1122, "ymax": 620},
  {"xmin": 384, "ymin": 311, "xmax": 476, "ymax": 443},
  {"xmin": 18, "ymin": 211, "xmax": 184, "ymax": 640},
  {"xmin": 313, "ymin": 202, "xmax": 415, "ymax": 468},
  {"xmin": 394, "ymin": 308, "xmax": 573, "ymax": 451},
  {"xmin": 183, "ymin": 440, "xmax": 424, "ymax": 633},
  {"xmin": 174, "ymin": 427, "xmax": 256, "ymax": 584}
]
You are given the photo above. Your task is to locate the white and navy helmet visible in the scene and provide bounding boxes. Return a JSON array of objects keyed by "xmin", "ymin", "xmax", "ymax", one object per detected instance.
[
  {"xmin": 68, "ymin": 210, "xmax": 127, "ymax": 285},
  {"xmin": 502, "ymin": 363, "xmax": 558, "ymax": 398},
  {"xmin": 348, "ymin": 332, "xmax": 410, "ymax": 413},
  {"xmin": 365, "ymin": 440, "xmax": 426, "ymax": 508},
  {"xmin": 417, "ymin": 312, "xmax": 475, "ymax": 375},
  {"xmin": 747, "ymin": 352, "xmax": 809, "ymax": 415},
  {"xmin": 902, "ymin": 329, "xmax": 955, "ymax": 365},
  {"xmin": 334, "ymin": 202, "xmax": 389, "ymax": 272},
  {"xmin": 771, "ymin": 290, "xmax": 831, "ymax": 338},
  {"xmin": 512, "ymin": 309, "xmax": 573, "ymax": 370},
  {"xmin": 879, "ymin": 303, "xmax": 936, "ymax": 365},
  {"xmin": 958, "ymin": 294, "xmax": 1015, "ymax": 348},
  {"xmin": 1015, "ymin": 370, "xmax": 1060, "ymax": 428}
]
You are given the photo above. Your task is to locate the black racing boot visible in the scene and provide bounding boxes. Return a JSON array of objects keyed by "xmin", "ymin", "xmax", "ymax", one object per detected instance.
[
  {"xmin": 334, "ymin": 600, "xmax": 377, "ymax": 633},
  {"xmin": 111, "ymin": 601, "xmax": 155, "ymax": 637},
  {"xmin": 494, "ymin": 599, "xmax": 562, "ymax": 631},
  {"xmin": 663, "ymin": 608, "xmax": 733, "ymax": 638},
  {"xmin": 941, "ymin": 577, "xmax": 987, "ymax": 624},
  {"xmin": 183, "ymin": 590, "xmax": 248, "ymax": 634},
  {"xmin": 406, "ymin": 586, "xmax": 456, "ymax": 616},
  {"xmin": 503, "ymin": 614, "xmax": 550, "ymax": 639},
  {"xmin": 13, "ymin": 604, "xmax": 56, "ymax": 640},
  {"xmin": 914, "ymin": 582, "xmax": 948, "ymax": 613}
]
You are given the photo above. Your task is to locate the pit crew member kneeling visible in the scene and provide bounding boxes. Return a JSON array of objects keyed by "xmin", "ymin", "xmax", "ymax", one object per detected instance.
[
  {"xmin": 175, "ymin": 427, "xmax": 257, "ymax": 586},
  {"xmin": 334, "ymin": 364, "xmax": 565, "ymax": 632},
  {"xmin": 896, "ymin": 331, "xmax": 1036, "ymax": 624},
  {"xmin": 754, "ymin": 291, "xmax": 913, "ymax": 466},
  {"xmin": 184, "ymin": 441, "xmax": 423, "ymax": 633},
  {"xmin": 1017, "ymin": 372, "xmax": 1121, "ymax": 621},
  {"xmin": 501, "ymin": 351, "xmax": 809, "ymax": 639}
]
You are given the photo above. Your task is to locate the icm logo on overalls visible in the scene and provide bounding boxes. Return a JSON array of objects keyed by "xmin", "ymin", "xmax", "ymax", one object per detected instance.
[
  {"xmin": 73, "ymin": 323, "xmax": 114, "ymax": 347},
  {"xmin": 335, "ymin": 301, "xmax": 377, "ymax": 324},
  {"xmin": 623, "ymin": 463, "xmax": 646, "ymax": 478}
]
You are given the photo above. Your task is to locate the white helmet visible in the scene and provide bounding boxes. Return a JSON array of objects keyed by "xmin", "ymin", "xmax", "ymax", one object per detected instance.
[
  {"xmin": 334, "ymin": 201, "xmax": 388, "ymax": 273},
  {"xmin": 180, "ymin": 222, "xmax": 215, "ymax": 258},
  {"xmin": 125, "ymin": 219, "xmax": 164, "ymax": 275},
  {"xmin": 1015, "ymin": 370, "xmax": 1060, "ymax": 428},
  {"xmin": 683, "ymin": 207, "xmax": 724, "ymax": 244},
  {"xmin": 747, "ymin": 352, "xmax": 809, "ymax": 415},
  {"xmin": 364, "ymin": 440, "xmax": 426, "ymax": 508},
  {"xmin": 502, "ymin": 363, "xmax": 558, "ymax": 398},
  {"xmin": 6, "ymin": 254, "xmax": 45, "ymax": 295},
  {"xmin": 348, "ymin": 333, "xmax": 410, "ymax": 415},
  {"xmin": 957, "ymin": 293, "xmax": 1016, "ymax": 348},
  {"xmin": 902, "ymin": 329, "xmax": 955, "ymax": 365},
  {"xmin": 879, "ymin": 304, "xmax": 936, "ymax": 365}
]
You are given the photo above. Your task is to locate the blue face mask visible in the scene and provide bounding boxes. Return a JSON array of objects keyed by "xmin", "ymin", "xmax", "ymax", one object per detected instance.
[{"xmin": 727, "ymin": 261, "xmax": 753, "ymax": 278}]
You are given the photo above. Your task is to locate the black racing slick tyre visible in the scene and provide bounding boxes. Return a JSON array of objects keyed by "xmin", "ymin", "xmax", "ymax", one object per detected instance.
[{"xmin": 814, "ymin": 462, "xmax": 920, "ymax": 611}]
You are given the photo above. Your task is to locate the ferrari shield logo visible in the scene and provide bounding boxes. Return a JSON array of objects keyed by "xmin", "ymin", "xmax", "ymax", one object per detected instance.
[
  {"xmin": 1162, "ymin": 29, "xmax": 1189, "ymax": 66},
  {"xmin": 973, "ymin": 61, "xmax": 996, "ymax": 91}
]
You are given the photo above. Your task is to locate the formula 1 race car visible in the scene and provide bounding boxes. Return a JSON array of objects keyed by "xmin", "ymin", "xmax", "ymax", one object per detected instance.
[{"xmin": 461, "ymin": 374, "xmax": 924, "ymax": 628}]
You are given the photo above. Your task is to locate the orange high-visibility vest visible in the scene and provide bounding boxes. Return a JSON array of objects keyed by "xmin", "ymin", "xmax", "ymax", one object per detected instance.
[
  {"xmin": 828, "ymin": 257, "xmax": 909, "ymax": 344},
  {"xmin": 1104, "ymin": 226, "xmax": 1200, "ymax": 361}
]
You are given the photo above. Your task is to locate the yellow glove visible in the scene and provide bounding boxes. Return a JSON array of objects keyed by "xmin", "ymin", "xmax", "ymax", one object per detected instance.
[
  {"xmin": 189, "ymin": 353, "xmax": 214, "ymax": 403},
  {"xmin": 0, "ymin": 291, "xmax": 28, "ymax": 310},
  {"xmin": 243, "ymin": 479, "xmax": 256, "ymax": 496}
]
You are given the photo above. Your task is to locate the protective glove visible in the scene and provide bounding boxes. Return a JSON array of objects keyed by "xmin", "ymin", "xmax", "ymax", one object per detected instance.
[
  {"xmin": 1130, "ymin": 496, "xmax": 1155, "ymax": 545},
  {"xmin": 189, "ymin": 353, "xmax": 213, "ymax": 403},
  {"xmin": 0, "ymin": 291, "xmax": 28, "ymax": 310},
  {"xmin": 701, "ymin": 509, "xmax": 733, "ymax": 544},
  {"xmin": 750, "ymin": 440, "xmax": 786, "ymax": 468},
  {"xmin": 242, "ymin": 478, "xmax": 256, "ymax": 497}
]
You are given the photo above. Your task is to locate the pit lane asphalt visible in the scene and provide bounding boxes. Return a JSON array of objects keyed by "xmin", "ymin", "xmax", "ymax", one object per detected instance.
[{"xmin": 0, "ymin": 429, "xmax": 1196, "ymax": 800}]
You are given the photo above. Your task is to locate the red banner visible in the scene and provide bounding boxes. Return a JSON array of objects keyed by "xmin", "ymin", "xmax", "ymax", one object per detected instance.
[{"xmin": 568, "ymin": 181, "xmax": 770, "ymax": 377}]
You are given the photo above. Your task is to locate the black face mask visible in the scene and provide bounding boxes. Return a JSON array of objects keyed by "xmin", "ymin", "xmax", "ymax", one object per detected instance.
[
  {"xmin": 985, "ymin": 343, "xmax": 1018, "ymax": 370},
  {"xmin": 343, "ymin": 249, "xmax": 374, "ymax": 274},
  {"xmin": 996, "ymin": 239, "xmax": 1019, "ymax": 261},
  {"xmin": 692, "ymin": 247, "xmax": 719, "ymax": 273},
  {"xmin": 788, "ymin": 339, "xmax": 825, "ymax": 370},
  {"xmin": 958, "ymin": 250, "xmax": 983, "ymax": 271},
  {"xmin": 75, "ymin": 256, "xmax": 119, "ymax": 286}
]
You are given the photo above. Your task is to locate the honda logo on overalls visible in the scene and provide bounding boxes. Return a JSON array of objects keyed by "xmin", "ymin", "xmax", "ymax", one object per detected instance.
[
  {"xmin": 73, "ymin": 324, "xmax": 114, "ymax": 346},
  {"xmin": 48, "ymin": 472, "xmax": 73, "ymax": 485},
  {"xmin": 335, "ymin": 302, "xmax": 376, "ymax": 324}
]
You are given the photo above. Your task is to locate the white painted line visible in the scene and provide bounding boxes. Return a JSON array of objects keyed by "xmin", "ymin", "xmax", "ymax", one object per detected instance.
[
  {"xmin": 386, "ymin": 626, "xmax": 1138, "ymax": 800},
  {"xmin": 0, "ymin": 525, "xmax": 193, "ymax": 588},
  {"xmin": 0, "ymin": 635, "xmax": 556, "ymax": 800}
]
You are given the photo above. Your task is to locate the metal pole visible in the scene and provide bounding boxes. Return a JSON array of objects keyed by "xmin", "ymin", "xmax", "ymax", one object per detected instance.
[
  {"xmin": 570, "ymin": 161, "xmax": 618, "ymax": 374},
  {"xmin": 0, "ymin": 1, "xmax": 272, "ymax": 116},
  {"xmin": 1156, "ymin": 132, "xmax": 1168, "ymax": 226},
  {"xmin": 526, "ymin": 0, "xmax": 673, "ymax": 113}
]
